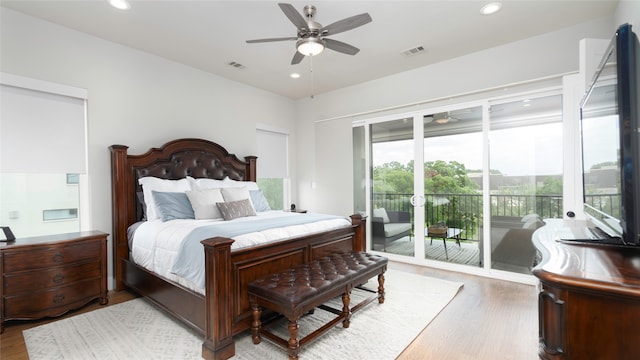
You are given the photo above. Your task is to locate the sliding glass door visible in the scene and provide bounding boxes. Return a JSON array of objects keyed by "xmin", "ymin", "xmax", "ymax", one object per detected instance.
[
  {"xmin": 369, "ymin": 117, "xmax": 416, "ymax": 255},
  {"xmin": 488, "ymin": 94, "xmax": 563, "ymax": 274},
  {"xmin": 422, "ymin": 106, "xmax": 483, "ymax": 267},
  {"xmin": 353, "ymin": 87, "xmax": 564, "ymax": 276}
]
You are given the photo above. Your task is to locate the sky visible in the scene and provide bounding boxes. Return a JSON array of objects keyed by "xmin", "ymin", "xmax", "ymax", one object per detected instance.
[{"xmin": 373, "ymin": 122, "xmax": 568, "ymax": 176}]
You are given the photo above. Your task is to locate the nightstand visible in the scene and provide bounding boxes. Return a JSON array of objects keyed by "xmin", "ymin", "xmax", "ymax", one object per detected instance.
[{"xmin": 0, "ymin": 231, "xmax": 108, "ymax": 333}]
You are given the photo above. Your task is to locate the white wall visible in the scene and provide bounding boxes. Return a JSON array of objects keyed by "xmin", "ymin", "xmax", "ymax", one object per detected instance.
[
  {"xmin": 294, "ymin": 15, "xmax": 616, "ymax": 217},
  {"xmin": 615, "ymin": 1, "xmax": 640, "ymax": 33},
  {"xmin": 0, "ymin": 8, "xmax": 297, "ymax": 289}
]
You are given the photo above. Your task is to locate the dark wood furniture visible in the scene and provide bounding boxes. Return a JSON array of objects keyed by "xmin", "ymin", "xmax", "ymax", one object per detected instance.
[
  {"xmin": 0, "ymin": 231, "xmax": 108, "ymax": 333},
  {"xmin": 372, "ymin": 210, "xmax": 411, "ymax": 251},
  {"xmin": 248, "ymin": 251, "xmax": 387, "ymax": 359},
  {"xmin": 110, "ymin": 138, "xmax": 366, "ymax": 360},
  {"xmin": 532, "ymin": 219, "xmax": 640, "ymax": 359}
]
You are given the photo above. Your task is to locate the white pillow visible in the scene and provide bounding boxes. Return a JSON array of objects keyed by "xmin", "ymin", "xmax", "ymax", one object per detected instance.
[
  {"xmin": 221, "ymin": 186, "xmax": 251, "ymax": 202},
  {"xmin": 521, "ymin": 213, "xmax": 540, "ymax": 223},
  {"xmin": 221, "ymin": 177, "xmax": 260, "ymax": 191},
  {"xmin": 187, "ymin": 176, "xmax": 225, "ymax": 190},
  {"xmin": 138, "ymin": 177, "xmax": 191, "ymax": 221},
  {"xmin": 373, "ymin": 208, "xmax": 391, "ymax": 224},
  {"xmin": 523, "ymin": 217, "xmax": 544, "ymax": 230},
  {"xmin": 186, "ymin": 188, "xmax": 225, "ymax": 220}
]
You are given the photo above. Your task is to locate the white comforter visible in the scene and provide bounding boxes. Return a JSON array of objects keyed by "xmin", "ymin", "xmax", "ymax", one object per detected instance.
[{"xmin": 130, "ymin": 211, "xmax": 351, "ymax": 294}]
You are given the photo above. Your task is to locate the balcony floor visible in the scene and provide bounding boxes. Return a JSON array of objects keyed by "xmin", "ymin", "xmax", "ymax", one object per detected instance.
[{"xmin": 377, "ymin": 237, "xmax": 480, "ymax": 266}]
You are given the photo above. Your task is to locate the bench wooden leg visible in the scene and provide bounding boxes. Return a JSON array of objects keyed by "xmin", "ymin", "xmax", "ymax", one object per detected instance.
[
  {"xmin": 287, "ymin": 319, "xmax": 300, "ymax": 360},
  {"xmin": 250, "ymin": 302, "xmax": 262, "ymax": 344},
  {"xmin": 341, "ymin": 291, "xmax": 351, "ymax": 328},
  {"xmin": 378, "ymin": 273, "xmax": 386, "ymax": 304}
]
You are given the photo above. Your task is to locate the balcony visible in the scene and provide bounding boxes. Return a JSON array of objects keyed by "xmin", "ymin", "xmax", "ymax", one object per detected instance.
[
  {"xmin": 372, "ymin": 192, "xmax": 619, "ymax": 273},
  {"xmin": 373, "ymin": 192, "xmax": 567, "ymax": 243}
]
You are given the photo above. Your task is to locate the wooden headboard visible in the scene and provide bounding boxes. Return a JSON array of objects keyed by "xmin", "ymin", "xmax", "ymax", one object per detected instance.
[{"xmin": 109, "ymin": 138, "xmax": 257, "ymax": 289}]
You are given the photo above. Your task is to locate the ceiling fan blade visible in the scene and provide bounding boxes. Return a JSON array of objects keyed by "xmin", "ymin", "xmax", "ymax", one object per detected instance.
[
  {"xmin": 321, "ymin": 13, "xmax": 372, "ymax": 36},
  {"xmin": 246, "ymin": 37, "xmax": 297, "ymax": 44},
  {"xmin": 291, "ymin": 51, "xmax": 304, "ymax": 65},
  {"xmin": 324, "ymin": 38, "xmax": 360, "ymax": 55},
  {"xmin": 279, "ymin": 3, "xmax": 309, "ymax": 31}
]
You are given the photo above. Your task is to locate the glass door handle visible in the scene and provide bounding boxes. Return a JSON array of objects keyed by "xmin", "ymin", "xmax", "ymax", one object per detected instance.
[{"xmin": 410, "ymin": 195, "xmax": 425, "ymax": 207}]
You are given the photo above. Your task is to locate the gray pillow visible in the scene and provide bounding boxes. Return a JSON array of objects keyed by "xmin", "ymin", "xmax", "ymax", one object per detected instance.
[
  {"xmin": 152, "ymin": 191, "xmax": 195, "ymax": 221},
  {"xmin": 250, "ymin": 189, "xmax": 272, "ymax": 212},
  {"xmin": 216, "ymin": 199, "xmax": 257, "ymax": 221}
]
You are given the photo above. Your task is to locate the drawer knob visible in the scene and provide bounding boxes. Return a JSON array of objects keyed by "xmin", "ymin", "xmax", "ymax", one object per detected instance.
[
  {"xmin": 52, "ymin": 252, "xmax": 64, "ymax": 263},
  {"xmin": 53, "ymin": 293, "xmax": 65, "ymax": 304},
  {"xmin": 53, "ymin": 273, "xmax": 64, "ymax": 284}
]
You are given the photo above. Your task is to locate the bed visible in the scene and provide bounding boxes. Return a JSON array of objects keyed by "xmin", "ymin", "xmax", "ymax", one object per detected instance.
[{"xmin": 110, "ymin": 138, "xmax": 366, "ymax": 360}]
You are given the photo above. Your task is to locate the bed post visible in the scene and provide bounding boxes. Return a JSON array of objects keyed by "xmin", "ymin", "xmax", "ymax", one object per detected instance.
[
  {"xmin": 244, "ymin": 156, "xmax": 257, "ymax": 182},
  {"xmin": 110, "ymin": 145, "xmax": 132, "ymax": 291},
  {"xmin": 201, "ymin": 237, "xmax": 236, "ymax": 360},
  {"xmin": 350, "ymin": 214, "xmax": 367, "ymax": 252}
]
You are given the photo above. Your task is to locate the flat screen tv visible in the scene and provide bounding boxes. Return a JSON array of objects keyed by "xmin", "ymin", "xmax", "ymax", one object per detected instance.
[{"xmin": 579, "ymin": 23, "xmax": 640, "ymax": 246}]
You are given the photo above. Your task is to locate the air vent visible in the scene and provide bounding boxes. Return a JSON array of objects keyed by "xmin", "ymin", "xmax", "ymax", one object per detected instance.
[
  {"xmin": 401, "ymin": 46, "xmax": 426, "ymax": 57},
  {"xmin": 227, "ymin": 61, "xmax": 246, "ymax": 70}
]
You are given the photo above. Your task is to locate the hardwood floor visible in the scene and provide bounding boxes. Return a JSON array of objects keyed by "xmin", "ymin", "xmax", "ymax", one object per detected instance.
[
  {"xmin": 391, "ymin": 262, "xmax": 539, "ymax": 360},
  {"xmin": 0, "ymin": 262, "xmax": 539, "ymax": 359}
]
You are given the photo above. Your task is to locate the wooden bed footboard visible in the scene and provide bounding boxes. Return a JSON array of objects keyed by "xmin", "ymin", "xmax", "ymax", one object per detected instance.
[
  {"xmin": 201, "ymin": 214, "xmax": 365, "ymax": 360},
  {"xmin": 110, "ymin": 139, "xmax": 366, "ymax": 360}
]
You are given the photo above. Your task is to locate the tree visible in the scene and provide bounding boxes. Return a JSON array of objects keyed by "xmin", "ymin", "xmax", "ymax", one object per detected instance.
[
  {"xmin": 373, "ymin": 161, "xmax": 413, "ymax": 194},
  {"xmin": 372, "ymin": 160, "xmax": 481, "ymax": 234},
  {"xmin": 424, "ymin": 160, "xmax": 478, "ymax": 194}
]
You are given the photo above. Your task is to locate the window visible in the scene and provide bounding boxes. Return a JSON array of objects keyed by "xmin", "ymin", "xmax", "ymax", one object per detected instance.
[
  {"xmin": 256, "ymin": 127, "xmax": 289, "ymax": 210},
  {"xmin": 43, "ymin": 208, "xmax": 78, "ymax": 221},
  {"xmin": 0, "ymin": 73, "xmax": 88, "ymax": 238}
]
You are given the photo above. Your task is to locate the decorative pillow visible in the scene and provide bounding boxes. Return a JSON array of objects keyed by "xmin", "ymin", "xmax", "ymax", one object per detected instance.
[
  {"xmin": 250, "ymin": 189, "xmax": 272, "ymax": 212},
  {"xmin": 221, "ymin": 186, "xmax": 251, "ymax": 202},
  {"xmin": 216, "ymin": 199, "xmax": 257, "ymax": 221},
  {"xmin": 523, "ymin": 217, "xmax": 545, "ymax": 230},
  {"xmin": 136, "ymin": 191, "xmax": 147, "ymax": 221},
  {"xmin": 187, "ymin": 176, "xmax": 226, "ymax": 190},
  {"xmin": 186, "ymin": 188, "xmax": 225, "ymax": 220},
  {"xmin": 373, "ymin": 207, "xmax": 391, "ymax": 224},
  {"xmin": 521, "ymin": 213, "xmax": 540, "ymax": 223},
  {"xmin": 151, "ymin": 191, "xmax": 195, "ymax": 222},
  {"xmin": 222, "ymin": 177, "xmax": 260, "ymax": 190},
  {"xmin": 138, "ymin": 177, "xmax": 191, "ymax": 221}
]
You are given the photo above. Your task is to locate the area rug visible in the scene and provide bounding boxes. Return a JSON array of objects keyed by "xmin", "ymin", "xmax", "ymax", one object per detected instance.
[{"xmin": 24, "ymin": 269, "xmax": 463, "ymax": 360}]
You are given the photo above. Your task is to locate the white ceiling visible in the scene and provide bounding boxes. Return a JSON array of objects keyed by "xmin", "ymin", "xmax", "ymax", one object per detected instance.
[{"xmin": 1, "ymin": 1, "xmax": 618, "ymax": 99}]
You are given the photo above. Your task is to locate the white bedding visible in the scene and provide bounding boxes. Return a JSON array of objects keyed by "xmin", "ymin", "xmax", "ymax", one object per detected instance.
[{"xmin": 130, "ymin": 211, "xmax": 351, "ymax": 294}]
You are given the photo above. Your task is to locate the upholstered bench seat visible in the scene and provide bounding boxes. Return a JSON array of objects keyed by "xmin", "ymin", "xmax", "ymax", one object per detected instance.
[{"xmin": 248, "ymin": 251, "xmax": 388, "ymax": 359}]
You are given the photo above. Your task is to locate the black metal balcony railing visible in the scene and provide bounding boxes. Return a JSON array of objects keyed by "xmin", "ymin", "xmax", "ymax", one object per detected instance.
[{"xmin": 372, "ymin": 192, "xmax": 620, "ymax": 242}]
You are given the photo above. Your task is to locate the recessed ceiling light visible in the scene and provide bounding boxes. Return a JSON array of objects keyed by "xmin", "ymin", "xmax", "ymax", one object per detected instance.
[
  {"xmin": 290, "ymin": 73, "xmax": 301, "ymax": 79},
  {"xmin": 109, "ymin": 0, "xmax": 130, "ymax": 10},
  {"xmin": 480, "ymin": 2, "xmax": 502, "ymax": 15}
]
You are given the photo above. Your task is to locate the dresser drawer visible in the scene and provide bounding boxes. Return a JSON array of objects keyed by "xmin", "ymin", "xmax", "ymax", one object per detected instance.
[
  {"xmin": 2, "ymin": 240, "xmax": 100, "ymax": 272},
  {"xmin": 3, "ymin": 260, "xmax": 101, "ymax": 295},
  {"xmin": 3, "ymin": 279, "xmax": 102, "ymax": 319}
]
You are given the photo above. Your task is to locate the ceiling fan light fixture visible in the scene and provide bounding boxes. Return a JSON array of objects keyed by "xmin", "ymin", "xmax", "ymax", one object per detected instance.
[
  {"xmin": 435, "ymin": 117, "xmax": 450, "ymax": 124},
  {"xmin": 297, "ymin": 38, "xmax": 325, "ymax": 56},
  {"xmin": 480, "ymin": 2, "xmax": 502, "ymax": 15},
  {"xmin": 109, "ymin": 0, "xmax": 130, "ymax": 10}
]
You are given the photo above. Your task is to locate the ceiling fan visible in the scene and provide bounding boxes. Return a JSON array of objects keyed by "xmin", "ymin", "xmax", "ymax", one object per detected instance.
[{"xmin": 246, "ymin": 3, "xmax": 372, "ymax": 65}]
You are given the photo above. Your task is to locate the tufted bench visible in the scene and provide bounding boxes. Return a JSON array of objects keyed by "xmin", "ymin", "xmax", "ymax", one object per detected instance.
[{"xmin": 248, "ymin": 251, "xmax": 388, "ymax": 359}]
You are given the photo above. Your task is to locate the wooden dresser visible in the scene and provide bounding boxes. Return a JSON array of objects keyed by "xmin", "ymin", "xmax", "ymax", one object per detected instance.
[
  {"xmin": 0, "ymin": 231, "xmax": 108, "ymax": 332},
  {"xmin": 532, "ymin": 219, "xmax": 640, "ymax": 359}
]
